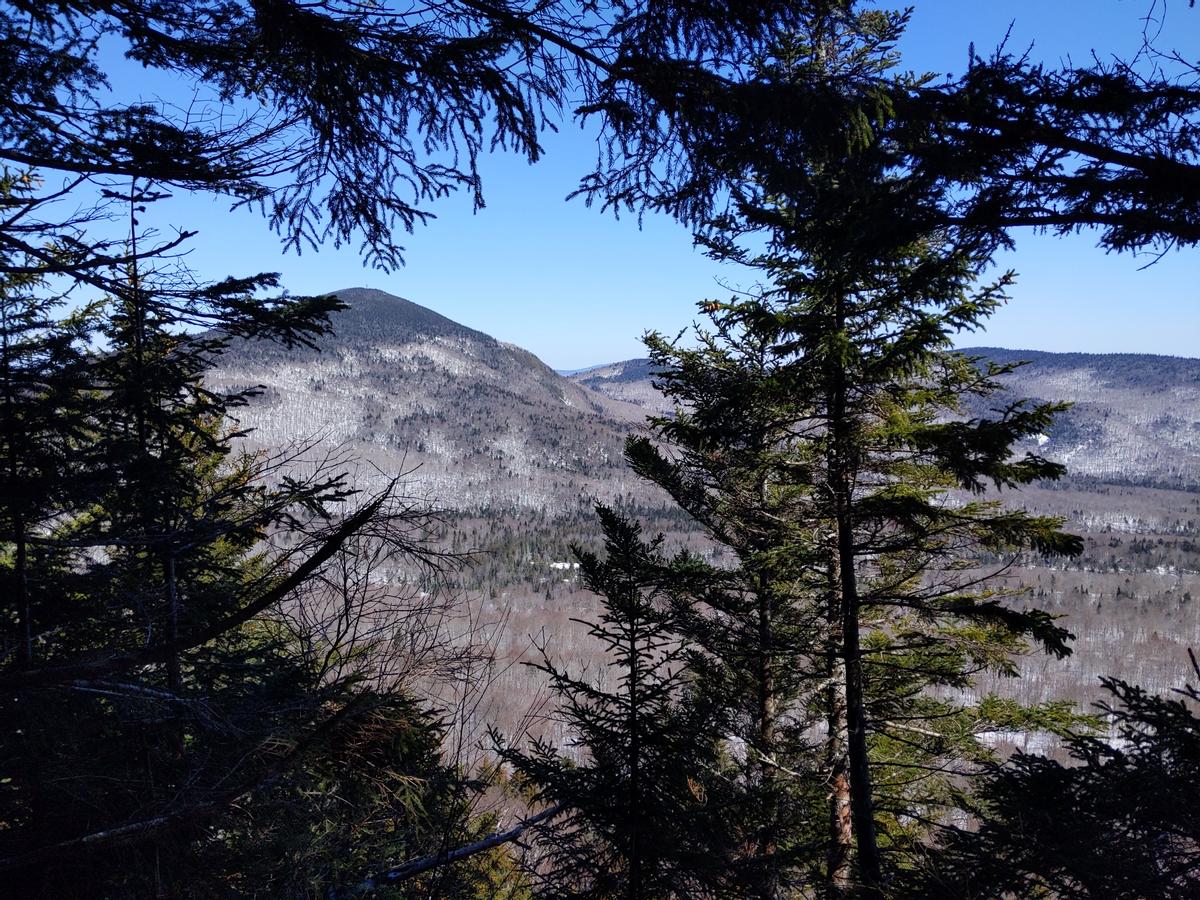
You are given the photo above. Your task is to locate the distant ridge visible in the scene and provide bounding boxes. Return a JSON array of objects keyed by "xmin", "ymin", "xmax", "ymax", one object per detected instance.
[
  {"xmin": 961, "ymin": 346, "xmax": 1200, "ymax": 364},
  {"xmin": 565, "ymin": 358, "xmax": 666, "ymax": 412},
  {"xmin": 201, "ymin": 295, "xmax": 1200, "ymax": 714},
  {"xmin": 960, "ymin": 346, "xmax": 1200, "ymax": 389},
  {"xmin": 568, "ymin": 348, "xmax": 1200, "ymax": 488}
]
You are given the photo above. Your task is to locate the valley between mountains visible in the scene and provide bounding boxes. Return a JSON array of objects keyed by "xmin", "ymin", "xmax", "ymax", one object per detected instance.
[{"xmin": 208, "ymin": 288, "xmax": 1200, "ymax": 737}]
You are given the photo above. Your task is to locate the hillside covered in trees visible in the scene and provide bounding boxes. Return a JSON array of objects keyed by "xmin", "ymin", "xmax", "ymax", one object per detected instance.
[{"xmin": 2, "ymin": 1, "xmax": 1200, "ymax": 898}]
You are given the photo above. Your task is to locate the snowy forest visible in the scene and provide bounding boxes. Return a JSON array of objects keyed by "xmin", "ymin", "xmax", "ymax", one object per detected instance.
[{"xmin": 2, "ymin": 2, "xmax": 1200, "ymax": 898}]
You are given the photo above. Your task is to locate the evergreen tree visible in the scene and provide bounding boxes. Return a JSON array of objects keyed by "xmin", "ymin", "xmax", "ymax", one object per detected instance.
[
  {"xmin": 0, "ymin": 174, "xmax": 96, "ymax": 669},
  {"xmin": 3, "ymin": 1, "xmax": 1198, "ymax": 894},
  {"xmin": 221, "ymin": 691, "xmax": 533, "ymax": 899},
  {"xmin": 586, "ymin": 1, "xmax": 1200, "ymax": 256},
  {"xmin": 0, "ymin": 239, "xmax": 495, "ymax": 895},
  {"xmin": 0, "ymin": 5, "xmax": 820, "ymax": 894},
  {"xmin": 499, "ymin": 507, "xmax": 728, "ymax": 899},
  {"xmin": 632, "ymin": 291, "xmax": 1083, "ymax": 893},
  {"xmin": 626, "ymin": 321, "xmax": 835, "ymax": 896},
  {"xmin": 627, "ymin": 8, "xmax": 1086, "ymax": 893}
]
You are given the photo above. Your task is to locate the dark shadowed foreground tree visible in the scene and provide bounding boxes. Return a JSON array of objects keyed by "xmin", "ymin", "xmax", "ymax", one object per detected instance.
[
  {"xmin": 0, "ymin": 211, "xmax": 95, "ymax": 669},
  {"xmin": 0, "ymin": 0, "xmax": 809, "ymax": 284},
  {"xmin": 912, "ymin": 652, "xmax": 1200, "ymax": 900},
  {"xmin": 221, "ymin": 692, "xmax": 533, "ymax": 898},
  {"xmin": 0, "ymin": 224, "xmax": 512, "ymax": 895},
  {"xmin": 585, "ymin": 1, "xmax": 1200, "ymax": 259},
  {"xmin": 9, "ymin": 0, "xmax": 1195, "ymax": 294}
]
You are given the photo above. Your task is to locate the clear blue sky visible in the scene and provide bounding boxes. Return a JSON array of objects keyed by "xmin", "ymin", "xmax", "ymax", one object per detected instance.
[{"xmin": 117, "ymin": 1, "xmax": 1199, "ymax": 368}]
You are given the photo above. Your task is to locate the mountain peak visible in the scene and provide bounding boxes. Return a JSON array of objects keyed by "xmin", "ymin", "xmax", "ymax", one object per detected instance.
[{"xmin": 324, "ymin": 287, "xmax": 492, "ymax": 345}]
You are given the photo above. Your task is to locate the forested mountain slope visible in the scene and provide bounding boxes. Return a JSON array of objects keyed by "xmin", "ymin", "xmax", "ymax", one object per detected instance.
[{"xmin": 208, "ymin": 288, "xmax": 653, "ymax": 515}]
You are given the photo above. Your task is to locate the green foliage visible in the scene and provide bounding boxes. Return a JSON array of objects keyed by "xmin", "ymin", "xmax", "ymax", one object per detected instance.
[
  {"xmin": 618, "ymin": 6, "xmax": 1092, "ymax": 892},
  {"xmin": 587, "ymin": 0, "xmax": 1200, "ymax": 255},
  {"xmin": 625, "ymin": 316, "xmax": 838, "ymax": 894},
  {"xmin": 0, "ymin": 0, "xmax": 812, "ymax": 277},
  {"xmin": 0, "ymin": 180, "xmax": 97, "ymax": 668},
  {"xmin": 0, "ymin": 4, "xmax": 856, "ymax": 894},
  {"xmin": 0, "ymin": 257, "xmax": 500, "ymax": 896},
  {"xmin": 214, "ymin": 693, "xmax": 530, "ymax": 899}
]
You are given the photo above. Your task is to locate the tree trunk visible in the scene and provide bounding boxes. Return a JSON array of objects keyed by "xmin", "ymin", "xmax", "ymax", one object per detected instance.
[
  {"xmin": 836, "ymin": 510, "xmax": 882, "ymax": 891},
  {"xmin": 825, "ymin": 557, "xmax": 853, "ymax": 892},
  {"xmin": 826, "ymin": 293, "xmax": 883, "ymax": 892},
  {"xmin": 15, "ymin": 518, "xmax": 31, "ymax": 667},
  {"xmin": 628, "ymin": 621, "xmax": 642, "ymax": 898},
  {"xmin": 164, "ymin": 553, "xmax": 181, "ymax": 695},
  {"xmin": 2, "ymin": 322, "xmax": 32, "ymax": 668},
  {"xmin": 164, "ymin": 553, "xmax": 185, "ymax": 765}
]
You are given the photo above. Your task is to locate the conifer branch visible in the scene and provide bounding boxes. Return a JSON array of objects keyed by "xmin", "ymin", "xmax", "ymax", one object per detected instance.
[{"xmin": 331, "ymin": 803, "xmax": 565, "ymax": 896}]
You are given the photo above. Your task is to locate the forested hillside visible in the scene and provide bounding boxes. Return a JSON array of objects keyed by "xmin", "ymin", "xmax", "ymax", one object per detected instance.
[
  {"xmin": 210, "ymin": 288, "xmax": 656, "ymax": 514},
  {"xmin": 571, "ymin": 351, "xmax": 1200, "ymax": 703},
  {"xmin": 212, "ymin": 292, "xmax": 1200, "ymax": 708},
  {"xmin": 572, "ymin": 349, "xmax": 1200, "ymax": 487}
]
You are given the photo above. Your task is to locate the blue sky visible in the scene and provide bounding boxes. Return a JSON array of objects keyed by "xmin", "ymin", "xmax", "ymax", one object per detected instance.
[{"xmin": 114, "ymin": 1, "xmax": 1199, "ymax": 368}]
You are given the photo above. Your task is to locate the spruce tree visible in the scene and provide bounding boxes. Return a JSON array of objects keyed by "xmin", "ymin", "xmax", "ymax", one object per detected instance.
[
  {"xmin": 626, "ymin": 8, "xmax": 1086, "ymax": 893},
  {"xmin": 0, "ymin": 235, "xmax": 490, "ymax": 895},
  {"xmin": 626, "ymin": 321, "xmax": 834, "ymax": 896},
  {"xmin": 914, "ymin": 653, "xmax": 1200, "ymax": 899},
  {"xmin": 0, "ymin": 0, "xmax": 811, "ymax": 283},
  {"xmin": 499, "ymin": 507, "xmax": 729, "ymax": 899},
  {"xmin": 584, "ymin": 1, "xmax": 1200, "ymax": 256},
  {"xmin": 631, "ymin": 290, "xmax": 1083, "ymax": 893},
  {"xmin": 0, "ymin": 185, "xmax": 96, "ymax": 670}
]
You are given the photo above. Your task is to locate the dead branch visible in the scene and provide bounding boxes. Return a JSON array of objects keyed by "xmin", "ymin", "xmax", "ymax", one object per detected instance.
[{"xmin": 330, "ymin": 803, "xmax": 566, "ymax": 897}]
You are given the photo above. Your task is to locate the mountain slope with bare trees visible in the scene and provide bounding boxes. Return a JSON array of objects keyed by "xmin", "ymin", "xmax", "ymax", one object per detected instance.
[{"xmin": 209, "ymin": 291, "xmax": 1200, "ymax": 705}]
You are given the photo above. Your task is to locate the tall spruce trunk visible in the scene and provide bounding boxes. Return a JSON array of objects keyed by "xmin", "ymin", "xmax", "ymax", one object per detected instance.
[
  {"xmin": 628, "ymin": 620, "xmax": 642, "ymax": 898},
  {"xmin": 825, "ymin": 555, "xmax": 853, "ymax": 891},
  {"xmin": 827, "ymin": 297, "xmax": 883, "ymax": 892},
  {"xmin": 15, "ymin": 521, "xmax": 31, "ymax": 667},
  {"xmin": 835, "ymin": 507, "xmax": 882, "ymax": 890},
  {"xmin": 2, "ymin": 322, "xmax": 32, "ymax": 668},
  {"xmin": 164, "ymin": 553, "xmax": 181, "ymax": 695}
]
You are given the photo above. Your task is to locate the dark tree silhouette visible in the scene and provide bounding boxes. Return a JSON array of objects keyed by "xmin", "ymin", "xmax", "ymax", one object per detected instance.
[{"xmin": 914, "ymin": 652, "xmax": 1200, "ymax": 899}]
